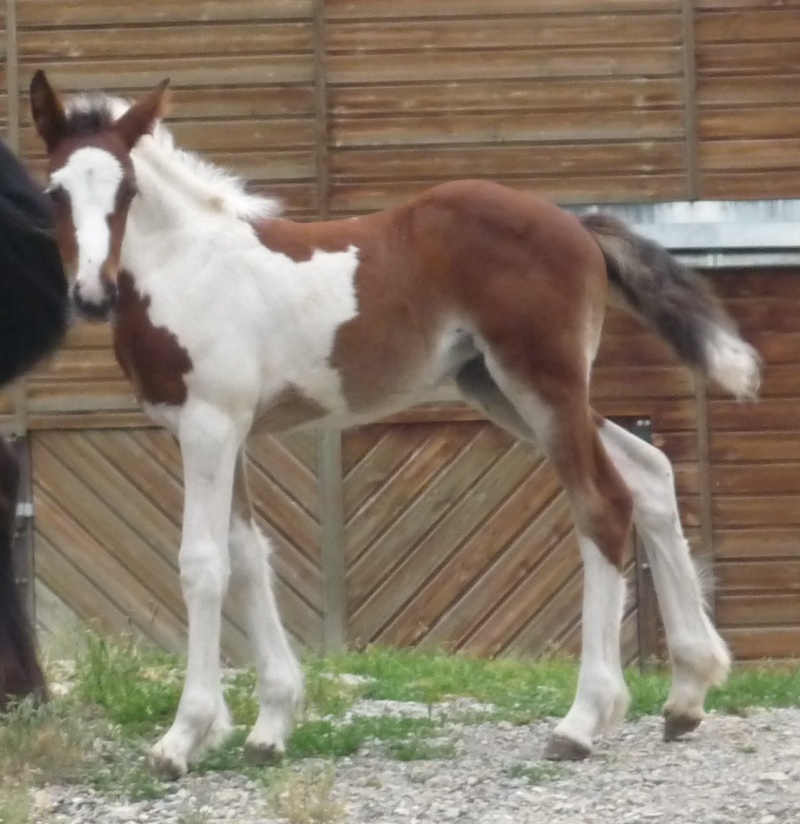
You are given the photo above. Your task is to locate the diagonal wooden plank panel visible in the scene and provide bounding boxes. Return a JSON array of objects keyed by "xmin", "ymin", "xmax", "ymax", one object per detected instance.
[
  {"xmin": 33, "ymin": 436, "xmax": 184, "ymax": 613},
  {"xmin": 499, "ymin": 558, "xmax": 583, "ymax": 658},
  {"xmin": 248, "ymin": 435, "xmax": 319, "ymax": 520},
  {"xmin": 33, "ymin": 429, "xmax": 324, "ymax": 657},
  {"xmin": 399, "ymin": 461, "xmax": 567, "ymax": 649},
  {"xmin": 466, "ymin": 528, "xmax": 581, "ymax": 657},
  {"xmin": 346, "ymin": 422, "xmax": 477, "ymax": 567},
  {"xmin": 364, "ymin": 442, "xmax": 547, "ymax": 645},
  {"xmin": 349, "ymin": 427, "xmax": 518, "ymax": 639},
  {"xmin": 344, "ymin": 425, "xmax": 434, "ymax": 519},
  {"xmin": 247, "ymin": 462, "xmax": 320, "ymax": 568},
  {"xmin": 87, "ymin": 431, "xmax": 185, "ymax": 528},
  {"xmin": 348, "ymin": 423, "xmax": 511, "ymax": 613},
  {"xmin": 35, "ymin": 488, "xmax": 189, "ymax": 650}
]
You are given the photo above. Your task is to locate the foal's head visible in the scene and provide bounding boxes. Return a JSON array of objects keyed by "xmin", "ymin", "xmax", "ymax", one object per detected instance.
[{"xmin": 29, "ymin": 70, "xmax": 169, "ymax": 320}]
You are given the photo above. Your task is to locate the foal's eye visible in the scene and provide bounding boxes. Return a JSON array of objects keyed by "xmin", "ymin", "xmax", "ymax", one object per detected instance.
[
  {"xmin": 45, "ymin": 184, "xmax": 66, "ymax": 205},
  {"xmin": 119, "ymin": 179, "xmax": 138, "ymax": 202}
]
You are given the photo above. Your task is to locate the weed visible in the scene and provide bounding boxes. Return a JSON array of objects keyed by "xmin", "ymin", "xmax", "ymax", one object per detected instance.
[
  {"xmin": 0, "ymin": 697, "xmax": 92, "ymax": 785},
  {"xmin": 0, "ymin": 782, "xmax": 30, "ymax": 824},
  {"xmin": 506, "ymin": 761, "xmax": 568, "ymax": 784},
  {"xmin": 270, "ymin": 765, "xmax": 346, "ymax": 824},
  {"xmin": 387, "ymin": 737, "xmax": 457, "ymax": 762}
]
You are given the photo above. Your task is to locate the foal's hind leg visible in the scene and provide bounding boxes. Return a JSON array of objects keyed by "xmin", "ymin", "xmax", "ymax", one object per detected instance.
[
  {"xmin": 228, "ymin": 452, "xmax": 304, "ymax": 764},
  {"xmin": 597, "ymin": 419, "xmax": 731, "ymax": 739},
  {"xmin": 149, "ymin": 402, "xmax": 241, "ymax": 778},
  {"xmin": 458, "ymin": 356, "xmax": 633, "ymax": 759}
]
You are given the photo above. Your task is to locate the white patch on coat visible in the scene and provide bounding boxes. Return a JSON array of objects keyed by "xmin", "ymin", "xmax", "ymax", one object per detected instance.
[
  {"xmin": 120, "ymin": 157, "xmax": 361, "ymax": 423},
  {"xmin": 50, "ymin": 146, "xmax": 123, "ymax": 302}
]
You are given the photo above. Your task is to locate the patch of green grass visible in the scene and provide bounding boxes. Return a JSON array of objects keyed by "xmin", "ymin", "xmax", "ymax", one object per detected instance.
[
  {"xmin": 74, "ymin": 635, "xmax": 183, "ymax": 735},
  {"xmin": 0, "ymin": 696, "xmax": 93, "ymax": 785},
  {"xmin": 288, "ymin": 716, "xmax": 436, "ymax": 759},
  {"xmin": 506, "ymin": 761, "xmax": 568, "ymax": 784},
  {"xmin": 313, "ymin": 647, "xmax": 580, "ymax": 720},
  {"xmin": 3, "ymin": 632, "xmax": 799, "ymax": 806},
  {"xmin": 0, "ymin": 782, "xmax": 30, "ymax": 824},
  {"xmin": 387, "ymin": 737, "xmax": 457, "ymax": 762},
  {"xmin": 706, "ymin": 667, "xmax": 800, "ymax": 716}
]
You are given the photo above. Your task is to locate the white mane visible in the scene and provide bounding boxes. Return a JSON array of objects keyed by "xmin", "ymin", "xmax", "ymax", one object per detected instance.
[{"xmin": 65, "ymin": 94, "xmax": 282, "ymax": 221}]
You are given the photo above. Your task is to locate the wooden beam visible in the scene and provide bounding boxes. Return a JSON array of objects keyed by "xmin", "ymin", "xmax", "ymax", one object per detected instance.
[
  {"xmin": 312, "ymin": 0, "xmax": 330, "ymax": 220},
  {"xmin": 681, "ymin": 0, "xmax": 699, "ymax": 199},
  {"xmin": 318, "ymin": 428, "xmax": 346, "ymax": 651}
]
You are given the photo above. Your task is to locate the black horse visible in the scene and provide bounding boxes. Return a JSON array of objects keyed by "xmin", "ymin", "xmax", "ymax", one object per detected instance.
[{"xmin": 0, "ymin": 139, "xmax": 68, "ymax": 708}]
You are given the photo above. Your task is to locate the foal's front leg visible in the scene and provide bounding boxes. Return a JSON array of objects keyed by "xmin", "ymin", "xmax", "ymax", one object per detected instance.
[
  {"xmin": 228, "ymin": 455, "xmax": 304, "ymax": 764},
  {"xmin": 149, "ymin": 403, "xmax": 241, "ymax": 779}
]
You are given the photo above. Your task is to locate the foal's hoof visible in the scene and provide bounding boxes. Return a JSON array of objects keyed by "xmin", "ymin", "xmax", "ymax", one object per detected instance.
[
  {"xmin": 244, "ymin": 741, "xmax": 285, "ymax": 766},
  {"xmin": 663, "ymin": 711, "xmax": 702, "ymax": 742},
  {"xmin": 147, "ymin": 750, "xmax": 187, "ymax": 781},
  {"xmin": 543, "ymin": 734, "xmax": 591, "ymax": 761}
]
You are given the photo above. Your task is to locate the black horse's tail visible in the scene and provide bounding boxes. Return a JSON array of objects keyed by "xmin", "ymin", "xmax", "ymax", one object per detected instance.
[
  {"xmin": 0, "ymin": 438, "xmax": 46, "ymax": 708},
  {"xmin": 0, "ymin": 142, "xmax": 64, "ymax": 708},
  {"xmin": 0, "ymin": 140, "xmax": 68, "ymax": 386}
]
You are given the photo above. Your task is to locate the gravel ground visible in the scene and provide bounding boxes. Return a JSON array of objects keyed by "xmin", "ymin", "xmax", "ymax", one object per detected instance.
[{"xmin": 29, "ymin": 704, "xmax": 800, "ymax": 824}]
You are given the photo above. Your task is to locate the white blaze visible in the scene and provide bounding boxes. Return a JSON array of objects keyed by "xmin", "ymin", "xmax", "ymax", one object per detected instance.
[{"xmin": 50, "ymin": 146, "xmax": 124, "ymax": 303}]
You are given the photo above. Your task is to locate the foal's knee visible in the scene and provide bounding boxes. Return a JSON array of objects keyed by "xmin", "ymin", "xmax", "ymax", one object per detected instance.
[{"xmin": 179, "ymin": 540, "xmax": 229, "ymax": 601}]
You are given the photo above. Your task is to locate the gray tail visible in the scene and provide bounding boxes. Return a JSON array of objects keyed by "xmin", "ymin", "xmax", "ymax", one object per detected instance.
[{"xmin": 581, "ymin": 212, "xmax": 760, "ymax": 399}]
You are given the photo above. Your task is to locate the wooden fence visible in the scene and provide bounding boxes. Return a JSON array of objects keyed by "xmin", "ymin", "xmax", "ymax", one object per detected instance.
[{"xmin": 1, "ymin": 1, "xmax": 799, "ymax": 663}]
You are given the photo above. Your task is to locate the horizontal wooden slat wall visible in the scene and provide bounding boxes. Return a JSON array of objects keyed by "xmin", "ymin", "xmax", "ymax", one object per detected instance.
[
  {"xmin": 325, "ymin": 0, "xmax": 689, "ymax": 215},
  {"xmin": 695, "ymin": 0, "xmax": 800, "ymax": 199},
  {"xmin": 708, "ymin": 271, "xmax": 800, "ymax": 661},
  {"xmin": 14, "ymin": 0, "xmax": 318, "ymax": 216},
  {"xmin": 1, "ymin": 2, "xmax": 798, "ymax": 663},
  {"xmin": 3, "ymin": 0, "xmax": 319, "ymax": 428},
  {"xmin": 32, "ymin": 428, "xmax": 321, "ymax": 663}
]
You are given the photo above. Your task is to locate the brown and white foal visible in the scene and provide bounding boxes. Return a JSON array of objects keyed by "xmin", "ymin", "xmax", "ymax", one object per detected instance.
[{"xmin": 30, "ymin": 71, "xmax": 759, "ymax": 778}]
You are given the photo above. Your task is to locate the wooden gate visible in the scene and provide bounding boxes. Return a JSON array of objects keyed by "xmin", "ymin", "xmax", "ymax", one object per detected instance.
[{"xmin": 29, "ymin": 411, "xmax": 657, "ymax": 666}]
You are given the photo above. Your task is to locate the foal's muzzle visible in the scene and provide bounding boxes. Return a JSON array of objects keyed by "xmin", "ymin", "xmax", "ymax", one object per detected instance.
[{"xmin": 71, "ymin": 278, "xmax": 118, "ymax": 321}]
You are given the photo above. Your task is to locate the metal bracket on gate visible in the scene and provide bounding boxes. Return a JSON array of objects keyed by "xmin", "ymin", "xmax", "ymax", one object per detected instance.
[{"xmin": 15, "ymin": 500, "xmax": 34, "ymax": 519}]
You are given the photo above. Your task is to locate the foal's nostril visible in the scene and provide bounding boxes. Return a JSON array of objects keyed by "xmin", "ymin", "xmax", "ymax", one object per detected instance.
[{"xmin": 71, "ymin": 279, "xmax": 118, "ymax": 321}]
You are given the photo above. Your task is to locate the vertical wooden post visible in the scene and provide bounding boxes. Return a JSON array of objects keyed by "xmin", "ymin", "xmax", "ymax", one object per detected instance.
[
  {"xmin": 630, "ymin": 417, "xmax": 660, "ymax": 670},
  {"xmin": 5, "ymin": 0, "xmax": 28, "ymax": 437},
  {"xmin": 681, "ymin": 0, "xmax": 699, "ymax": 200},
  {"xmin": 312, "ymin": 0, "xmax": 330, "ymax": 221},
  {"xmin": 311, "ymin": 0, "xmax": 343, "ymax": 651},
  {"xmin": 694, "ymin": 375, "xmax": 716, "ymax": 617},
  {"xmin": 318, "ymin": 429, "xmax": 347, "ymax": 651},
  {"xmin": 5, "ymin": 0, "xmax": 18, "ymax": 153},
  {"xmin": 10, "ymin": 436, "xmax": 34, "ymax": 624}
]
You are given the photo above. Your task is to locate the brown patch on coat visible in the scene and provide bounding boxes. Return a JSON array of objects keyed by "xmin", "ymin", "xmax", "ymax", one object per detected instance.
[
  {"xmin": 252, "ymin": 211, "xmax": 439, "ymax": 414},
  {"xmin": 113, "ymin": 270, "xmax": 192, "ymax": 406},
  {"xmin": 251, "ymin": 217, "xmax": 351, "ymax": 263},
  {"xmin": 254, "ymin": 385, "xmax": 330, "ymax": 433}
]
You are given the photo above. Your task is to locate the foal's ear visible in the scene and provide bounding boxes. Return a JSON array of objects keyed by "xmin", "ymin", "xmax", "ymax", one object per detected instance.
[
  {"xmin": 114, "ymin": 78, "xmax": 171, "ymax": 151},
  {"xmin": 30, "ymin": 70, "xmax": 68, "ymax": 152}
]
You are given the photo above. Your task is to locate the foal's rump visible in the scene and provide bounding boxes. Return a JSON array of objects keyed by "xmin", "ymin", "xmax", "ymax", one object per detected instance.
[{"xmin": 402, "ymin": 181, "xmax": 758, "ymax": 405}]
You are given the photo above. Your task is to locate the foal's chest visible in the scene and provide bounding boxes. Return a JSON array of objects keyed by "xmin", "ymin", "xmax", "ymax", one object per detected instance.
[{"xmin": 112, "ymin": 270, "xmax": 192, "ymax": 407}]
